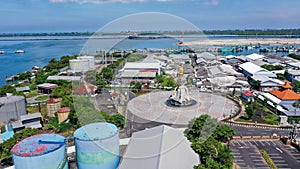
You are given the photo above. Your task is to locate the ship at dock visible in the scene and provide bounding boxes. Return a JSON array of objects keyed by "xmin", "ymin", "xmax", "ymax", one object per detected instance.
[{"xmin": 128, "ymin": 33, "xmax": 168, "ymax": 40}]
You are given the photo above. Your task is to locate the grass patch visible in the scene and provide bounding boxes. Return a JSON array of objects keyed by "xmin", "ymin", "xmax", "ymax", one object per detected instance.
[
  {"xmin": 127, "ymin": 54, "xmax": 146, "ymax": 62},
  {"xmin": 260, "ymin": 149, "xmax": 277, "ymax": 169},
  {"xmin": 235, "ymin": 100, "xmax": 279, "ymax": 125},
  {"xmin": 262, "ymin": 112, "xmax": 279, "ymax": 125},
  {"xmin": 35, "ymin": 95, "xmax": 49, "ymax": 101},
  {"xmin": 27, "ymin": 105, "xmax": 47, "ymax": 116},
  {"xmin": 25, "ymin": 89, "xmax": 39, "ymax": 98}
]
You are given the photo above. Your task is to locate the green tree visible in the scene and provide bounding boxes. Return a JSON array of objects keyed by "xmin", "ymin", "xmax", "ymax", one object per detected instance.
[
  {"xmin": 0, "ymin": 85, "xmax": 16, "ymax": 96},
  {"xmin": 18, "ymin": 71, "xmax": 32, "ymax": 81},
  {"xmin": 133, "ymin": 82, "xmax": 142, "ymax": 91},
  {"xmin": 184, "ymin": 115, "xmax": 218, "ymax": 142},
  {"xmin": 108, "ymin": 114, "xmax": 125, "ymax": 128},
  {"xmin": 85, "ymin": 70, "xmax": 97, "ymax": 85},
  {"xmin": 293, "ymin": 99, "xmax": 300, "ymax": 109},
  {"xmin": 156, "ymin": 75, "xmax": 164, "ymax": 84},
  {"xmin": 293, "ymin": 81, "xmax": 300, "ymax": 93},
  {"xmin": 51, "ymin": 83, "xmax": 72, "ymax": 98},
  {"xmin": 245, "ymin": 104, "xmax": 255, "ymax": 119},
  {"xmin": 250, "ymin": 80, "xmax": 261, "ymax": 91},
  {"xmin": 212, "ymin": 125, "xmax": 236, "ymax": 142}
]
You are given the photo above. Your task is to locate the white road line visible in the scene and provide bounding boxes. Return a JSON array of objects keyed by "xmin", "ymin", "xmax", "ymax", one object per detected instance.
[
  {"xmin": 259, "ymin": 140, "xmax": 265, "ymax": 146},
  {"xmin": 264, "ymin": 141, "xmax": 271, "ymax": 146},
  {"xmin": 276, "ymin": 147, "xmax": 283, "ymax": 153}
]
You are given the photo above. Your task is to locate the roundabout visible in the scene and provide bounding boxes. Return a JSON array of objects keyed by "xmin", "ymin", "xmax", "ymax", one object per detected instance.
[{"xmin": 127, "ymin": 90, "xmax": 240, "ymax": 127}]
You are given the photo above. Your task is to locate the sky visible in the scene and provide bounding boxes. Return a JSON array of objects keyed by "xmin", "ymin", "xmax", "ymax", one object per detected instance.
[{"xmin": 1, "ymin": 0, "xmax": 300, "ymax": 33}]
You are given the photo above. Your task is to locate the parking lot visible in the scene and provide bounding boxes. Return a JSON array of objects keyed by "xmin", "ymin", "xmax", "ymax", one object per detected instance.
[{"xmin": 230, "ymin": 140, "xmax": 300, "ymax": 169}]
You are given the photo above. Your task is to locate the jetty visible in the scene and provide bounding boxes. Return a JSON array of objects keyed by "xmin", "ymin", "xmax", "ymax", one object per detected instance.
[{"xmin": 5, "ymin": 75, "xmax": 19, "ymax": 82}]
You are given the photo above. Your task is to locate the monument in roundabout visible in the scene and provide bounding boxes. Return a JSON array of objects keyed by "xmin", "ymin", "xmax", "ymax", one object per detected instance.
[
  {"xmin": 126, "ymin": 64, "xmax": 239, "ymax": 129},
  {"xmin": 168, "ymin": 64, "xmax": 196, "ymax": 107}
]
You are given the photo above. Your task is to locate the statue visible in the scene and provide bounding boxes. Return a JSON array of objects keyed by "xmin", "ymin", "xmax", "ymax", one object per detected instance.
[{"xmin": 168, "ymin": 64, "xmax": 192, "ymax": 106}]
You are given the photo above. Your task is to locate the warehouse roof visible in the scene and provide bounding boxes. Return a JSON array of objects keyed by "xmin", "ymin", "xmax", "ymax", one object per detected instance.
[
  {"xmin": 20, "ymin": 112, "xmax": 42, "ymax": 121},
  {"xmin": 47, "ymin": 76, "xmax": 81, "ymax": 81},
  {"xmin": 246, "ymin": 53, "xmax": 265, "ymax": 60},
  {"xmin": 121, "ymin": 71, "xmax": 156, "ymax": 78},
  {"xmin": 119, "ymin": 125, "xmax": 199, "ymax": 169},
  {"xmin": 124, "ymin": 62, "xmax": 160, "ymax": 70},
  {"xmin": 0, "ymin": 96, "xmax": 25, "ymax": 105}
]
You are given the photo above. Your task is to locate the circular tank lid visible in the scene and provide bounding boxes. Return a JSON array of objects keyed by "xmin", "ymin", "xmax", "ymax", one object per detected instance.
[
  {"xmin": 12, "ymin": 134, "xmax": 65, "ymax": 157},
  {"xmin": 74, "ymin": 122, "xmax": 118, "ymax": 141}
]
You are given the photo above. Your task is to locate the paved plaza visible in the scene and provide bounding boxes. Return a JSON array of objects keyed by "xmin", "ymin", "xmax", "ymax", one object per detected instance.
[{"xmin": 127, "ymin": 90, "xmax": 239, "ymax": 126}]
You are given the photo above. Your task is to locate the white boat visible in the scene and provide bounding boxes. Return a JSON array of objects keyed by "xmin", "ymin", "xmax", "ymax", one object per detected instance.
[
  {"xmin": 0, "ymin": 50, "xmax": 4, "ymax": 54},
  {"xmin": 15, "ymin": 50, "xmax": 25, "ymax": 53}
]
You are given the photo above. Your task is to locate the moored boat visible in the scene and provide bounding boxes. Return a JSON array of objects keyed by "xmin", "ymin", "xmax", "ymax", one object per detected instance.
[
  {"xmin": 15, "ymin": 50, "xmax": 25, "ymax": 53},
  {"xmin": 0, "ymin": 50, "xmax": 4, "ymax": 54}
]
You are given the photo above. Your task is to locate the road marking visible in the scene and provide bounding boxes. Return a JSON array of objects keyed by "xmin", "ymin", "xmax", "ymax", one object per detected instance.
[
  {"xmin": 276, "ymin": 147, "xmax": 283, "ymax": 153},
  {"xmin": 269, "ymin": 156, "xmax": 283, "ymax": 159},
  {"xmin": 259, "ymin": 141, "xmax": 265, "ymax": 146},
  {"xmin": 264, "ymin": 141, "xmax": 271, "ymax": 146}
]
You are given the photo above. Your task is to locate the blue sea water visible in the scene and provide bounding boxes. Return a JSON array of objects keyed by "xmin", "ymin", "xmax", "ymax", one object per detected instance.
[
  {"xmin": 0, "ymin": 39, "xmax": 86, "ymax": 86},
  {"xmin": 0, "ymin": 36, "xmax": 179, "ymax": 86}
]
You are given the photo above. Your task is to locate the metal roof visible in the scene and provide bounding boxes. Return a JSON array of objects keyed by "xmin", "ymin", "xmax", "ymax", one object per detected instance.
[
  {"xmin": 124, "ymin": 62, "xmax": 160, "ymax": 70},
  {"xmin": 0, "ymin": 96, "xmax": 25, "ymax": 104},
  {"xmin": 239, "ymin": 62, "xmax": 276, "ymax": 78},
  {"xmin": 118, "ymin": 125, "xmax": 199, "ymax": 169},
  {"xmin": 74, "ymin": 122, "xmax": 118, "ymax": 141},
  {"xmin": 36, "ymin": 83, "xmax": 58, "ymax": 89},
  {"xmin": 246, "ymin": 53, "xmax": 265, "ymax": 60},
  {"xmin": 288, "ymin": 70, "xmax": 300, "ymax": 76},
  {"xmin": 121, "ymin": 71, "xmax": 156, "ymax": 78},
  {"xmin": 12, "ymin": 134, "xmax": 65, "ymax": 157},
  {"xmin": 47, "ymin": 76, "xmax": 81, "ymax": 81},
  {"xmin": 20, "ymin": 112, "xmax": 42, "ymax": 121}
]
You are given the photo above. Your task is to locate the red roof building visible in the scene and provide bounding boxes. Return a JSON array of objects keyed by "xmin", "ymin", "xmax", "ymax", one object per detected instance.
[
  {"xmin": 241, "ymin": 90, "xmax": 255, "ymax": 102},
  {"xmin": 269, "ymin": 81, "xmax": 300, "ymax": 101},
  {"xmin": 242, "ymin": 90, "xmax": 255, "ymax": 97},
  {"xmin": 73, "ymin": 82, "xmax": 98, "ymax": 95}
]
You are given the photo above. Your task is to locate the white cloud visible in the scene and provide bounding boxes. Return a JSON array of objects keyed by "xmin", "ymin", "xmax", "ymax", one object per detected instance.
[{"xmin": 49, "ymin": 0, "xmax": 174, "ymax": 4}]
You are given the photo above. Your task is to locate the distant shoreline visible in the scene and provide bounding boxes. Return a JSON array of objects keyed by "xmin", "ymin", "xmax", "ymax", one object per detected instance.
[
  {"xmin": 1, "ymin": 28, "xmax": 300, "ymax": 37},
  {"xmin": 183, "ymin": 38, "xmax": 300, "ymax": 46}
]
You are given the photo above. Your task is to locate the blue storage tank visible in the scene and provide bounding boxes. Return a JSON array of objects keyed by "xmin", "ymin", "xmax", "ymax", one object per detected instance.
[
  {"xmin": 12, "ymin": 134, "xmax": 68, "ymax": 169},
  {"xmin": 74, "ymin": 122, "xmax": 120, "ymax": 169}
]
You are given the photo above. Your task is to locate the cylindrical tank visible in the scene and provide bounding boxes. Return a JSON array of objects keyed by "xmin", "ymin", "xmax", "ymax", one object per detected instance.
[
  {"xmin": 74, "ymin": 122, "xmax": 120, "ymax": 169},
  {"xmin": 77, "ymin": 56, "xmax": 95, "ymax": 69},
  {"xmin": 69, "ymin": 59, "xmax": 89, "ymax": 72},
  {"xmin": 12, "ymin": 134, "xmax": 68, "ymax": 169}
]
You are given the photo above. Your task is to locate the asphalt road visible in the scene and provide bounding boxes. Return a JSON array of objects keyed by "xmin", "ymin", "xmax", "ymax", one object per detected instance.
[
  {"xmin": 231, "ymin": 125, "xmax": 290, "ymax": 137},
  {"xmin": 230, "ymin": 140, "xmax": 300, "ymax": 169}
]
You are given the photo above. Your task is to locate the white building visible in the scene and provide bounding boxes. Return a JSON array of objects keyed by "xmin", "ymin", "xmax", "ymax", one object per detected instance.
[
  {"xmin": 118, "ymin": 125, "xmax": 199, "ymax": 169},
  {"xmin": 238, "ymin": 62, "xmax": 277, "ymax": 78},
  {"xmin": 69, "ymin": 55, "xmax": 95, "ymax": 72}
]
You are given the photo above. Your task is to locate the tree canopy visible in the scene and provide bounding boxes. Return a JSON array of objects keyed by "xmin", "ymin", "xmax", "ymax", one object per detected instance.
[{"xmin": 184, "ymin": 115, "xmax": 236, "ymax": 169}]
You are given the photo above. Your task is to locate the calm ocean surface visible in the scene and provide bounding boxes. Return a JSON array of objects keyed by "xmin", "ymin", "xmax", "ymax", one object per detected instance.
[{"xmin": 0, "ymin": 39, "xmax": 86, "ymax": 86}]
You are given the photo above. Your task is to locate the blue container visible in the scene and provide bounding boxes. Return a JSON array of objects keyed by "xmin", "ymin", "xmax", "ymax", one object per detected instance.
[
  {"xmin": 12, "ymin": 134, "xmax": 68, "ymax": 169},
  {"xmin": 74, "ymin": 122, "xmax": 120, "ymax": 169}
]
